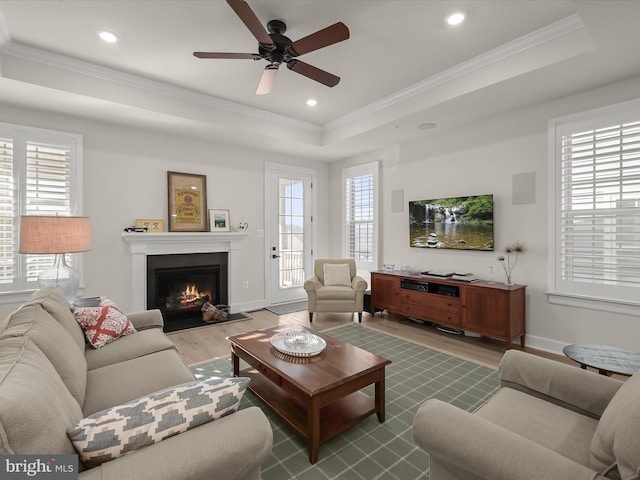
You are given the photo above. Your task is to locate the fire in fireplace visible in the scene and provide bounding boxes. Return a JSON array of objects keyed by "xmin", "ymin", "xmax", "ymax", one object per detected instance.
[
  {"xmin": 175, "ymin": 284, "xmax": 211, "ymax": 310},
  {"xmin": 147, "ymin": 253, "xmax": 228, "ymax": 330}
]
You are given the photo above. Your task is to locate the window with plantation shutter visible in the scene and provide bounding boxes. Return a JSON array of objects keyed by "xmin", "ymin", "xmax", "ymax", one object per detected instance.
[
  {"xmin": 0, "ymin": 123, "xmax": 82, "ymax": 296},
  {"xmin": 548, "ymin": 99, "xmax": 640, "ymax": 313},
  {"xmin": 343, "ymin": 162, "xmax": 378, "ymax": 271},
  {"xmin": 0, "ymin": 138, "xmax": 14, "ymax": 286}
]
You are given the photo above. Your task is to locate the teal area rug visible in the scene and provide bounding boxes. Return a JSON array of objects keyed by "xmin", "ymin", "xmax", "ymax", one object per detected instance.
[{"xmin": 190, "ymin": 324, "xmax": 500, "ymax": 480}]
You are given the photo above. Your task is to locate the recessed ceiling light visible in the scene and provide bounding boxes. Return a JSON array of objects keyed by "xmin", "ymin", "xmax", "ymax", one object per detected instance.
[
  {"xmin": 98, "ymin": 31, "xmax": 118, "ymax": 43},
  {"xmin": 418, "ymin": 122, "xmax": 437, "ymax": 130},
  {"xmin": 306, "ymin": 99, "xmax": 318, "ymax": 107},
  {"xmin": 446, "ymin": 12, "xmax": 465, "ymax": 26}
]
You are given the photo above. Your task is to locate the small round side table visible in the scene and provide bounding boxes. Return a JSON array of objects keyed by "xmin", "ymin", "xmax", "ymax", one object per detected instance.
[{"xmin": 563, "ymin": 344, "xmax": 640, "ymax": 376}]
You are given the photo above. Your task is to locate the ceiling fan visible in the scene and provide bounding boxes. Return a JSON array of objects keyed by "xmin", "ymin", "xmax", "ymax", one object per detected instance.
[{"xmin": 194, "ymin": 0, "xmax": 349, "ymax": 95}]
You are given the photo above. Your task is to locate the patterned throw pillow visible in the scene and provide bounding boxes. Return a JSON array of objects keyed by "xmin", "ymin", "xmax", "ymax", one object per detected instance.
[
  {"xmin": 68, "ymin": 376, "xmax": 250, "ymax": 467},
  {"xmin": 73, "ymin": 299, "xmax": 136, "ymax": 348}
]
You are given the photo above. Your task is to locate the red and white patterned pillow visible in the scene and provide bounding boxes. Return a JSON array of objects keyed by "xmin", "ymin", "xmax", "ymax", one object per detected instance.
[{"xmin": 73, "ymin": 299, "xmax": 136, "ymax": 348}]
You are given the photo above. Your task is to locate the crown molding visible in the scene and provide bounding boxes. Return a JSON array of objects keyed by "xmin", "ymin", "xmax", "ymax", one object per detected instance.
[
  {"xmin": 325, "ymin": 14, "xmax": 586, "ymax": 133},
  {"xmin": 1, "ymin": 12, "xmax": 585, "ymax": 144},
  {"xmin": 1, "ymin": 41, "xmax": 321, "ymax": 135}
]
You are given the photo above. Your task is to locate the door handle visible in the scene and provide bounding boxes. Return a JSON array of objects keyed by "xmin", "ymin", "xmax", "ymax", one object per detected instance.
[{"xmin": 272, "ymin": 254, "xmax": 281, "ymax": 258}]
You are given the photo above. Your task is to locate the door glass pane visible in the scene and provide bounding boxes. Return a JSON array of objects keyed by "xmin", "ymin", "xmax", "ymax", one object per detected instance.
[
  {"xmin": 279, "ymin": 178, "xmax": 304, "ymax": 289},
  {"xmin": 291, "ymin": 198, "xmax": 303, "ymax": 215},
  {"xmin": 291, "ymin": 216, "xmax": 303, "ymax": 233}
]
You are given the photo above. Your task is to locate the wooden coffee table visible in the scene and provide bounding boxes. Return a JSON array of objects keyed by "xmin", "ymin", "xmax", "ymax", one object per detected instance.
[{"xmin": 227, "ymin": 325, "xmax": 391, "ymax": 463}]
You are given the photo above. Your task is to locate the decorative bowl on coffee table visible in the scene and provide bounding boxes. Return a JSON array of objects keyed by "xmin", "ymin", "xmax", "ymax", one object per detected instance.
[{"xmin": 270, "ymin": 330, "xmax": 327, "ymax": 357}]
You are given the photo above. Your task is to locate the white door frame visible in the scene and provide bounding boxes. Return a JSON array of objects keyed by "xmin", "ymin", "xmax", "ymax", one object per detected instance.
[{"xmin": 264, "ymin": 162, "xmax": 316, "ymax": 305}]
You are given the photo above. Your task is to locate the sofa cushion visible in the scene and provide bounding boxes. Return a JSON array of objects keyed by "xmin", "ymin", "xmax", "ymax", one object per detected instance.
[
  {"xmin": 0, "ymin": 304, "xmax": 87, "ymax": 406},
  {"xmin": 83, "ymin": 349, "xmax": 195, "ymax": 416},
  {"xmin": 323, "ymin": 263, "xmax": 352, "ymax": 287},
  {"xmin": 590, "ymin": 372, "xmax": 640, "ymax": 479},
  {"xmin": 0, "ymin": 336, "xmax": 83, "ymax": 456},
  {"xmin": 84, "ymin": 327, "xmax": 177, "ymax": 370},
  {"xmin": 476, "ymin": 387, "xmax": 598, "ymax": 468},
  {"xmin": 25, "ymin": 288, "xmax": 86, "ymax": 352},
  {"xmin": 73, "ymin": 299, "xmax": 136, "ymax": 348},
  {"xmin": 68, "ymin": 376, "xmax": 250, "ymax": 467}
]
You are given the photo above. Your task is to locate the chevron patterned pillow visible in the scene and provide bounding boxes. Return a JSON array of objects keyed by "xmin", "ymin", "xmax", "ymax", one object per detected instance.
[{"xmin": 68, "ymin": 376, "xmax": 250, "ymax": 467}]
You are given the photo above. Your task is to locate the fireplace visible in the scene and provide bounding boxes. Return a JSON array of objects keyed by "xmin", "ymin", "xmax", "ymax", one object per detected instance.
[
  {"xmin": 122, "ymin": 231, "xmax": 246, "ymax": 316},
  {"xmin": 147, "ymin": 252, "xmax": 228, "ymax": 331}
]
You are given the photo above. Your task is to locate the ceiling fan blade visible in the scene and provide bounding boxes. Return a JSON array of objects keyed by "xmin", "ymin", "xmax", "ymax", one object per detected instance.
[
  {"xmin": 287, "ymin": 22, "xmax": 349, "ymax": 57},
  {"xmin": 226, "ymin": 0, "xmax": 275, "ymax": 49},
  {"xmin": 256, "ymin": 64, "xmax": 279, "ymax": 95},
  {"xmin": 193, "ymin": 52, "xmax": 261, "ymax": 60},
  {"xmin": 287, "ymin": 59, "xmax": 340, "ymax": 87}
]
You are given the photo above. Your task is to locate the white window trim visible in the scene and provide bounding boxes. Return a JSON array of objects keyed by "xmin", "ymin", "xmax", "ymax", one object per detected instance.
[
  {"xmin": 342, "ymin": 161, "xmax": 379, "ymax": 273},
  {"xmin": 547, "ymin": 98, "xmax": 640, "ymax": 315},
  {"xmin": 0, "ymin": 122, "xmax": 83, "ymax": 302}
]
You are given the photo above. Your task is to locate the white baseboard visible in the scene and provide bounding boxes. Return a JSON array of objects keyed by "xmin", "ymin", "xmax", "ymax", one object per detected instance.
[
  {"xmin": 231, "ymin": 299, "xmax": 267, "ymax": 314},
  {"xmin": 524, "ymin": 334, "xmax": 568, "ymax": 356}
]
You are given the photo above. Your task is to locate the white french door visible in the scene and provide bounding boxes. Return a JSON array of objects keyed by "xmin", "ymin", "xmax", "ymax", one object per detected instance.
[{"xmin": 265, "ymin": 164, "xmax": 314, "ymax": 305}]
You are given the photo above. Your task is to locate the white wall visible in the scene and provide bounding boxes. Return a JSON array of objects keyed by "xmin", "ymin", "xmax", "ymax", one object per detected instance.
[
  {"xmin": 3, "ymin": 75, "xmax": 640, "ymax": 354},
  {"xmin": 0, "ymin": 104, "xmax": 329, "ymax": 316},
  {"xmin": 331, "ymin": 76, "xmax": 640, "ymax": 354}
]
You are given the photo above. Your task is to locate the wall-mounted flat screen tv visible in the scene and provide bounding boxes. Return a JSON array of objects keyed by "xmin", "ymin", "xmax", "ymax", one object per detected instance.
[{"xmin": 409, "ymin": 194, "xmax": 494, "ymax": 251}]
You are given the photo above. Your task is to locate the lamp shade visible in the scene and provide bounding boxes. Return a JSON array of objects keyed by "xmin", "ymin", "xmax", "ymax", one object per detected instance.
[{"xmin": 19, "ymin": 215, "xmax": 92, "ymax": 254}]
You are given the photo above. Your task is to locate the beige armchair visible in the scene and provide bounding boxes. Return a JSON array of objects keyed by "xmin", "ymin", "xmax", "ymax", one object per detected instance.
[
  {"xmin": 412, "ymin": 349, "xmax": 639, "ymax": 480},
  {"xmin": 303, "ymin": 259, "xmax": 368, "ymax": 323}
]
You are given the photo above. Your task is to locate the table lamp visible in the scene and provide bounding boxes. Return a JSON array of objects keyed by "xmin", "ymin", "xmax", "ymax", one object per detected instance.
[{"xmin": 19, "ymin": 215, "xmax": 92, "ymax": 301}]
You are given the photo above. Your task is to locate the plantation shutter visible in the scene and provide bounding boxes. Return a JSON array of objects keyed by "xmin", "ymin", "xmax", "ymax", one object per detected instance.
[
  {"xmin": 560, "ymin": 121, "xmax": 640, "ymax": 288},
  {"xmin": 343, "ymin": 161, "xmax": 378, "ymax": 270},
  {"xmin": 0, "ymin": 123, "xmax": 81, "ymax": 294},
  {"xmin": 550, "ymin": 100, "xmax": 640, "ymax": 310},
  {"xmin": 24, "ymin": 141, "xmax": 74, "ymax": 282},
  {"xmin": 345, "ymin": 174, "xmax": 374, "ymax": 261},
  {"xmin": 0, "ymin": 138, "xmax": 14, "ymax": 285}
]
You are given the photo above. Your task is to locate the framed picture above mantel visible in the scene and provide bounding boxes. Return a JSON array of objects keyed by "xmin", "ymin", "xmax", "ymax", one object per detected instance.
[{"xmin": 167, "ymin": 171, "xmax": 208, "ymax": 232}]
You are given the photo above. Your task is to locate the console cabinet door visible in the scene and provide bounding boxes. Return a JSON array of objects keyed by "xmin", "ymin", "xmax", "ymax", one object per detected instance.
[
  {"xmin": 463, "ymin": 287, "xmax": 509, "ymax": 337},
  {"xmin": 464, "ymin": 285, "xmax": 527, "ymax": 348},
  {"xmin": 371, "ymin": 273, "xmax": 399, "ymax": 311}
]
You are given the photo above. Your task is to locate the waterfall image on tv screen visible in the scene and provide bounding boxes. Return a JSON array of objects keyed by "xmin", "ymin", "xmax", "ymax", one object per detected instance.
[{"xmin": 409, "ymin": 194, "xmax": 494, "ymax": 251}]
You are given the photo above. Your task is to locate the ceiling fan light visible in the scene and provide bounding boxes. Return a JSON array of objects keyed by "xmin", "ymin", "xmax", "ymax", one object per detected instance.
[{"xmin": 256, "ymin": 64, "xmax": 279, "ymax": 95}]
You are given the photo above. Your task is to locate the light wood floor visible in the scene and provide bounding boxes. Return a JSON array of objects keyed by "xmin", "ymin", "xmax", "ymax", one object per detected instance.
[{"xmin": 168, "ymin": 308, "xmax": 570, "ymax": 370}]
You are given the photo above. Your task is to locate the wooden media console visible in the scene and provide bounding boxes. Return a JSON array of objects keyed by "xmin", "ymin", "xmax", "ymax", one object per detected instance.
[{"xmin": 370, "ymin": 271, "xmax": 526, "ymax": 348}]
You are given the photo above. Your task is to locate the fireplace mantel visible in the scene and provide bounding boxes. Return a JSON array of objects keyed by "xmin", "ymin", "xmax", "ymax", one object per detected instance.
[{"xmin": 122, "ymin": 231, "xmax": 248, "ymax": 312}]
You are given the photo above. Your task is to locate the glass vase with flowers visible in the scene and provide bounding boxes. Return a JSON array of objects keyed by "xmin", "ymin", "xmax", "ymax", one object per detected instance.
[{"xmin": 498, "ymin": 241, "xmax": 527, "ymax": 286}]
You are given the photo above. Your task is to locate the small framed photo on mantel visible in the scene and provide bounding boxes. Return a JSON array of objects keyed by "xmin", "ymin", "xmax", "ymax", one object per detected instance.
[
  {"xmin": 209, "ymin": 209, "xmax": 230, "ymax": 232},
  {"xmin": 167, "ymin": 171, "xmax": 208, "ymax": 232},
  {"xmin": 135, "ymin": 219, "xmax": 164, "ymax": 232}
]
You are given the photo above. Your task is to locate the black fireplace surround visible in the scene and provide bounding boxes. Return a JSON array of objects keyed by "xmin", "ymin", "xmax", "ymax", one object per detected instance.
[{"xmin": 147, "ymin": 252, "xmax": 228, "ymax": 332}]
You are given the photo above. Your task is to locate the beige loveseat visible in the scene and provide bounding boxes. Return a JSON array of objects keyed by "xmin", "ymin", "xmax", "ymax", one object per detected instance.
[
  {"xmin": 413, "ymin": 349, "xmax": 639, "ymax": 480},
  {"xmin": 0, "ymin": 288, "xmax": 272, "ymax": 480}
]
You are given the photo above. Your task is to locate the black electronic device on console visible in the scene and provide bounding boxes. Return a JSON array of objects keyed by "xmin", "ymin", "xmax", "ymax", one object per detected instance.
[
  {"xmin": 401, "ymin": 278, "xmax": 429, "ymax": 292},
  {"xmin": 400, "ymin": 278, "xmax": 459, "ymax": 297}
]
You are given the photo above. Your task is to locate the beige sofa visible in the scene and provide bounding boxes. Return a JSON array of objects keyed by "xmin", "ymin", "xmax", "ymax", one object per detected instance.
[
  {"xmin": 0, "ymin": 288, "xmax": 272, "ymax": 480},
  {"xmin": 413, "ymin": 349, "xmax": 639, "ymax": 480},
  {"xmin": 303, "ymin": 258, "xmax": 367, "ymax": 322}
]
